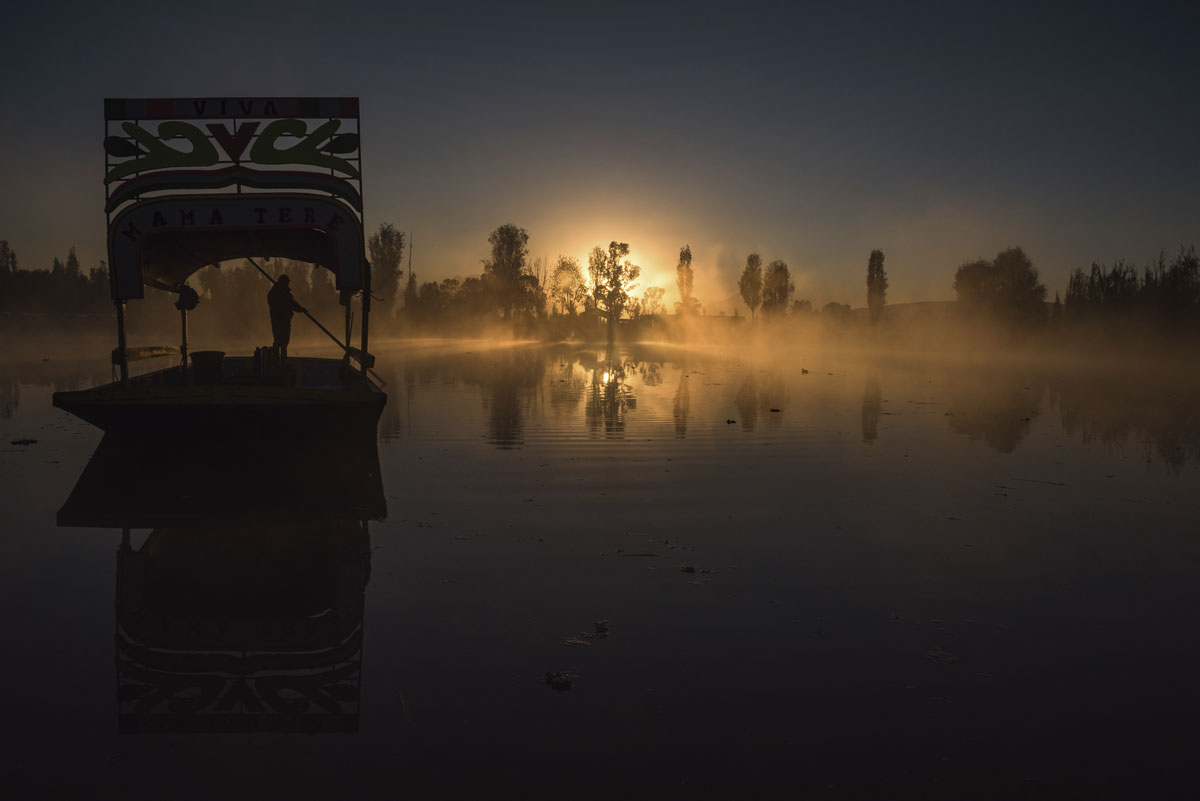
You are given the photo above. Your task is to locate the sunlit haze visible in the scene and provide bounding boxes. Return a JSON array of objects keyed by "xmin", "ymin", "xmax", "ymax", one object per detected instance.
[
  {"xmin": 4, "ymin": 4, "xmax": 1200, "ymax": 796},
  {"xmin": 3, "ymin": 1, "xmax": 1198, "ymax": 309}
]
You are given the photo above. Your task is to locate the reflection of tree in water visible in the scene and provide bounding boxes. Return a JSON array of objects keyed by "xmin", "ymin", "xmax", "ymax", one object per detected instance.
[
  {"xmin": 480, "ymin": 349, "xmax": 545, "ymax": 449},
  {"xmin": 384, "ymin": 349, "xmax": 545, "ymax": 449},
  {"xmin": 1, "ymin": 363, "xmax": 113, "ymax": 420},
  {"xmin": 375, "ymin": 365, "xmax": 410, "ymax": 440},
  {"xmin": 945, "ymin": 372, "xmax": 1044, "ymax": 453},
  {"xmin": 733, "ymin": 371, "xmax": 787, "ymax": 431},
  {"xmin": 636, "ymin": 359, "xmax": 663, "ymax": 387},
  {"xmin": 862, "ymin": 376, "xmax": 882, "ymax": 442},
  {"xmin": 585, "ymin": 349, "xmax": 636, "ymax": 438},
  {"xmin": 757, "ymin": 370, "xmax": 787, "ymax": 429},
  {"xmin": 735, "ymin": 375, "xmax": 757, "ymax": 431},
  {"xmin": 1053, "ymin": 372, "xmax": 1200, "ymax": 471},
  {"xmin": 549, "ymin": 355, "xmax": 589, "ymax": 421},
  {"xmin": 0, "ymin": 376, "xmax": 17, "ymax": 419},
  {"xmin": 673, "ymin": 370, "xmax": 690, "ymax": 438}
]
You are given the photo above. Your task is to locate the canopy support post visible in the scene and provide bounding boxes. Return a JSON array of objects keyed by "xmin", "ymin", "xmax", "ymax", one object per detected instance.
[
  {"xmin": 115, "ymin": 300, "xmax": 129, "ymax": 384},
  {"xmin": 360, "ymin": 262, "xmax": 371, "ymax": 377},
  {"xmin": 179, "ymin": 307, "xmax": 190, "ymax": 381}
]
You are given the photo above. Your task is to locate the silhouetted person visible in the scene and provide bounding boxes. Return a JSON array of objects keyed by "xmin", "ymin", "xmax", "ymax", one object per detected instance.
[{"xmin": 267, "ymin": 274, "xmax": 304, "ymax": 361}]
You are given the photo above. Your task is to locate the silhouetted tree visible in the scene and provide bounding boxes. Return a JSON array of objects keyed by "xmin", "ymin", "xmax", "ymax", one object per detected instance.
[
  {"xmin": 523, "ymin": 256, "xmax": 548, "ymax": 320},
  {"xmin": 953, "ymin": 247, "xmax": 1046, "ymax": 327},
  {"xmin": 1141, "ymin": 247, "xmax": 1200, "ymax": 325},
  {"xmin": 88, "ymin": 261, "xmax": 108, "ymax": 299},
  {"xmin": 642, "ymin": 286, "xmax": 666, "ymax": 316},
  {"xmin": 402, "ymin": 270, "xmax": 419, "ymax": 310},
  {"xmin": 0, "ymin": 241, "xmax": 16, "ymax": 274},
  {"xmin": 1065, "ymin": 261, "xmax": 1138, "ymax": 316},
  {"xmin": 821, "ymin": 301, "xmax": 854, "ymax": 325},
  {"xmin": 866, "ymin": 249, "xmax": 887, "ymax": 324},
  {"xmin": 761, "ymin": 259, "xmax": 794, "ymax": 316},
  {"xmin": 676, "ymin": 244, "xmax": 694, "ymax": 315},
  {"xmin": 738, "ymin": 253, "xmax": 763, "ymax": 320},
  {"xmin": 64, "ymin": 248, "xmax": 81, "ymax": 278},
  {"xmin": 483, "ymin": 223, "xmax": 530, "ymax": 319},
  {"xmin": 550, "ymin": 255, "xmax": 587, "ymax": 315},
  {"xmin": 1064, "ymin": 249, "xmax": 1200, "ymax": 333},
  {"xmin": 589, "ymin": 241, "xmax": 641, "ymax": 342},
  {"xmin": 791, "ymin": 298, "xmax": 813, "ymax": 314},
  {"xmin": 0, "ymin": 242, "xmax": 111, "ymax": 316},
  {"xmin": 367, "ymin": 223, "xmax": 405, "ymax": 315}
]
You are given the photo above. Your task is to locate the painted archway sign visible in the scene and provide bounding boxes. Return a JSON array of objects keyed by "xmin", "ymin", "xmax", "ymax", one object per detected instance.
[
  {"xmin": 109, "ymin": 195, "xmax": 364, "ymax": 299},
  {"xmin": 103, "ymin": 97, "xmax": 365, "ymax": 301}
]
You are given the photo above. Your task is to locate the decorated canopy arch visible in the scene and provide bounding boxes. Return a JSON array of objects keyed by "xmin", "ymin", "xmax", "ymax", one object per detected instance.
[{"xmin": 103, "ymin": 97, "xmax": 365, "ymax": 300}]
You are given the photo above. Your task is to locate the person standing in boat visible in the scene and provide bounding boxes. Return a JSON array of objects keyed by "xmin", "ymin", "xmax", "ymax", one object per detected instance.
[{"xmin": 267, "ymin": 274, "xmax": 305, "ymax": 362}]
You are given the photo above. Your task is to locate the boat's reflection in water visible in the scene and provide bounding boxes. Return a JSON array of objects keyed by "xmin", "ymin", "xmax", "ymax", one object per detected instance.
[{"xmin": 58, "ymin": 433, "xmax": 386, "ymax": 733}]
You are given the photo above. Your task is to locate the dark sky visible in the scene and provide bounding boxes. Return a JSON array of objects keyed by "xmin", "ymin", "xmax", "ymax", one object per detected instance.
[{"xmin": 3, "ymin": 1, "xmax": 1198, "ymax": 306}]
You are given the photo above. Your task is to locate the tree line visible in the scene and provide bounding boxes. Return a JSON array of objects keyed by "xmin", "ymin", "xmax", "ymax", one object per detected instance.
[
  {"xmin": 735, "ymin": 249, "xmax": 885, "ymax": 323},
  {"xmin": 731, "ymin": 242, "xmax": 1199, "ymax": 341},
  {"xmin": 0, "ymin": 241, "xmax": 110, "ymax": 316},
  {"xmin": 4, "ymin": 226, "xmax": 1199, "ymax": 344},
  {"xmin": 399, "ymin": 225, "xmax": 704, "ymax": 342}
]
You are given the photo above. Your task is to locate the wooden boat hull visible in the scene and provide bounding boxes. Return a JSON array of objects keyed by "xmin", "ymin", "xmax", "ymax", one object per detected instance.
[{"xmin": 52, "ymin": 356, "xmax": 386, "ymax": 437}]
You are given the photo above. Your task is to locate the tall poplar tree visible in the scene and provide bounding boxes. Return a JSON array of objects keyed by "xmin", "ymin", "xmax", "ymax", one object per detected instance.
[
  {"xmin": 738, "ymin": 252, "xmax": 763, "ymax": 320},
  {"xmin": 866, "ymin": 249, "xmax": 888, "ymax": 324}
]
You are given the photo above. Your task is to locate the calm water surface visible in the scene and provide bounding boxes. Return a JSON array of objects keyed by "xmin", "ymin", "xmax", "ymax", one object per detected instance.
[{"xmin": 2, "ymin": 341, "xmax": 1198, "ymax": 797}]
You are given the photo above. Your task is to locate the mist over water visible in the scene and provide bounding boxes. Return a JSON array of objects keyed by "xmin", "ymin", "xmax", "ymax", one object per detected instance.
[{"xmin": 2, "ymin": 338, "xmax": 1199, "ymax": 795}]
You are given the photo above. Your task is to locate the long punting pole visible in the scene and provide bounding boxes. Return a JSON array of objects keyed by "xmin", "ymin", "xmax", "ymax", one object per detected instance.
[
  {"xmin": 179, "ymin": 308, "xmax": 189, "ymax": 380},
  {"xmin": 360, "ymin": 260, "xmax": 370, "ymax": 377},
  {"xmin": 115, "ymin": 301, "xmax": 129, "ymax": 383}
]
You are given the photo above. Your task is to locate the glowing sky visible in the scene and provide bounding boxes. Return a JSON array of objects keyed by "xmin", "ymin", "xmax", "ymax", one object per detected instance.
[{"xmin": 2, "ymin": 1, "xmax": 1198, "ymax": 309}]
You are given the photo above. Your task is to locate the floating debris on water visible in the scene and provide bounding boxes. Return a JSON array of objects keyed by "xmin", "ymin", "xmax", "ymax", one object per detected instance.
[
  {"xmin": 925, "ymin": 648, "xmax": 959, "ymax": 664},
  {"xmin": 562, "ymin": 620, "xmax": 611, "ymax": 646},
  {"xmin": 542, "ymin": 671, "xmax": 577, "ymax": 691}
]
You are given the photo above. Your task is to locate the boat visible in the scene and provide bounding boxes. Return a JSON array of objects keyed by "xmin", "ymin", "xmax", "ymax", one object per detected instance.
[{"xmin": 53, "ymin": 96, "xmax": 385, "ymax": 436}]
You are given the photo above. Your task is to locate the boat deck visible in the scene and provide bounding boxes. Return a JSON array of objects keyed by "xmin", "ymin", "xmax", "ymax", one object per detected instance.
[
  {"xmin": 53, "ymin": 355, "xmax": 386, "ymax": 436},
  {"xmin": 120, "ymin": 355, "xmax": 368, "ymax": 390}
]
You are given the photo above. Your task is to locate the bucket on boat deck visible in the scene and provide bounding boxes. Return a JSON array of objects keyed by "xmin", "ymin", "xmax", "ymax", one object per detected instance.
[
  {"xmin": 190, "ymin": 350, "xmax": 225, "ymax": 385},
  {"xmin": 254, "ymin": 346, "xmax": 282, "ymax": 379}
]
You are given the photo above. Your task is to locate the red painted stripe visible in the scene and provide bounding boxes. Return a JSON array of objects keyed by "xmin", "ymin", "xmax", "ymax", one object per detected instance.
[{"xmin": 146, "ymin": 99, "xmax": 172, "ymax": 118}]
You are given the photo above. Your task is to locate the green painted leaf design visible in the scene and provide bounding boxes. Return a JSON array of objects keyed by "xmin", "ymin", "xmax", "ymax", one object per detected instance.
[
  {"xmin": 103, "ymin": 136, "xmax": 144, "ymax": 158},
  {"xmin": 324, "ymin": 133, "xmax": 360, "ymax": 153}
]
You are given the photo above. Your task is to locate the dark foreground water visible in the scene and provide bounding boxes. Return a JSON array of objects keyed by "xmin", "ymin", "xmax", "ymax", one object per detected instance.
[{"xmin": 2, "ymin": 341, "xmax": 1198, "ymax": 798}]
